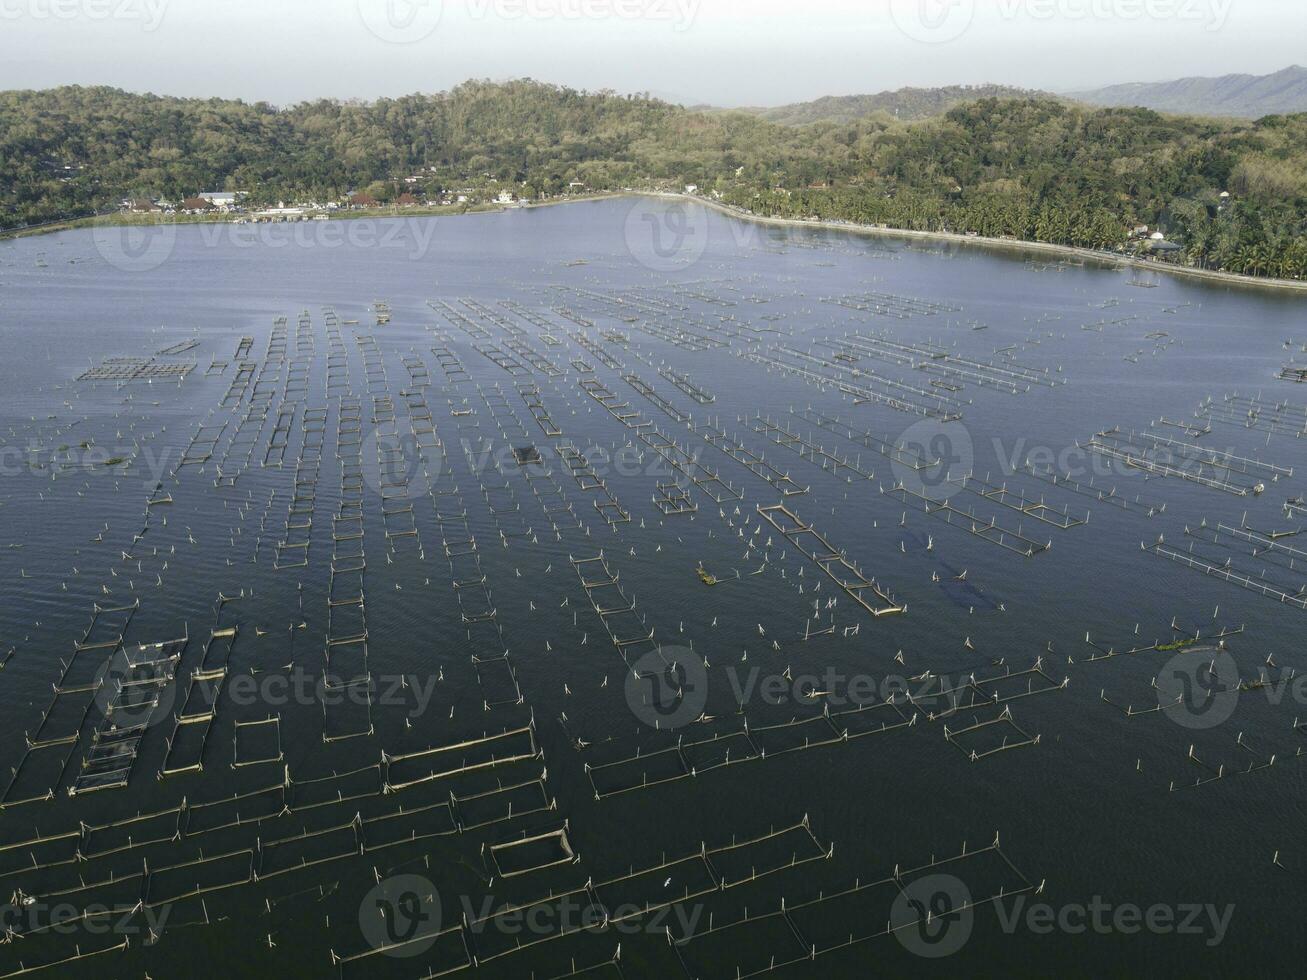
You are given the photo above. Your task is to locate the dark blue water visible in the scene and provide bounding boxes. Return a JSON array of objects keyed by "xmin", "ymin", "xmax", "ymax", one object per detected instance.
[{"xmin": 0, "ymin": 198, "xmax": 1304, "ymax": 978}]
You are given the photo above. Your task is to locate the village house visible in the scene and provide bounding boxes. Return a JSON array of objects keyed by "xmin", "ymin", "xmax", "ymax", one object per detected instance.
[{"xmin": 198, "ymin": 191, "xmax": 245, "ymax": 210}]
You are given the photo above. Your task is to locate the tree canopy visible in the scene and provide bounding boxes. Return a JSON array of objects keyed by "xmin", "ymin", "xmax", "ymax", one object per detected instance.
[{"xmin": 2, "ymin": 79, "xmax": 1304, "ymax": 278}]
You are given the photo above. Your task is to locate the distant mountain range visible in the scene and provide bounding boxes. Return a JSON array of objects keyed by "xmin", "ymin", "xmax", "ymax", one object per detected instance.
[
  {"xmin": 723, "ymin": 84, "xmax": 1050, "ymax": 125},
  {"xmin": 1070, "ymin": 66, "xmax": 1307, "ymax": 118}
]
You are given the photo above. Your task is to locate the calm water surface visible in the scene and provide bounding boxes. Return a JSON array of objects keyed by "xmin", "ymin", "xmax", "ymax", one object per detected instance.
[{"xmin": 0, "ymin": 199, "xmax": 1304, "ymax": 977}]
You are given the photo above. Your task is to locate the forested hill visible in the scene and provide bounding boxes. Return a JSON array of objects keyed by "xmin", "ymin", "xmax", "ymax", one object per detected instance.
[
  {"xmin": 2, "ymin": 79, "xmax": 1306, "ymax": 279},
  {"xmin": 1071, "ymin": 66, "xmax": 1307, "ymax": 119},
  {"xmin": 729, "ymin": 84, "xmax": 1050, "ymax": 125}
]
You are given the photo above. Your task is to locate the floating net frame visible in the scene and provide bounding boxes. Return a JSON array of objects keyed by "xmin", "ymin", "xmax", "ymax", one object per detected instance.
[
  {"xmin": 945, "ymin": 473, "xmax": 1089, "ymax": 529},
  {"xmin": 70, "ymin": 632, "xmax": 189, "ymax": 796},
  {"xmin": 756, "ymin": 503, "xmax": 904, "ymax": 617},
  {"xmin": 747, "ymin": 415, "xmax": 873, "ymax": 483},
  {"xmin": 1197, "ymin": 392, "xmax": 1307, "ymax": 437},
  {"xmin": 449, "ymin": 772, "xmax": 554, "ymax": 833},
  {"xmin": 160, "ymin": 620, "xmax": 235, "ymax": 777},
  {"xmin": 624, "ymin": 372, "xmax": 692, "ymax": 425},
  {"xmin": 579, "ymin": 698, "xmax": 916, "ymax": 801},
  {"xmin": 943, "ymin": 706, "xmax": 1042, "ymax": 762},
  {"xmin": 791, "ymin": 407, "xmax": 939, "ymax": 474},
  {"xmin": 569, "ymin": 553, "xmax": 661, "ymax": 666},
  {"xmin": 1021, "ymin": 461, "xmax": 1166, "ymax": 517},
  {"xmin": 77, "ymin": 356, "xmax": 196, "ymax": 384},
  {"xmin": 821, "ymin": 289, "xmax": 961, "ymax": 318},
  {"xmin": 382, "ymin": 723, "xmax": 541, "ymax": 794},
  {"xmin": 911, "ymin": 656, "xmax": 1068, "ymax": 722},
  {"xmin": 332, "ymin": 922, "xmax": 472, "ymax": 979},
  {"xmin": 654, "ymin": 480, "xmax": 698, "ymax": 516},
  {"xmin": 1144, "ymin": 534, "xmax": 1307, "ymax": 610},
  {"xmin": 829, "ymin": 331, "xmax": 1058, "ymax": 393},
  {"xmin": 658, "ymin": 366, "xmax": 715, "ymax": 405},
  {"xmin": 178, "ymin": 418, "xmax": 229, "ymax": 468},
  {"xmin": 232, "ymin": 716, "xmax": 286, "ymax": 769},
  {"xmin": 484, "ymin": 821, "xmax": 577, "ymax": 879},
  {"xmin": 636, "ymin": 429, "xmax": 741, "ymax": 504},
  {"xmin": 884, "ymin": 484, "xmax": 1051, "ymax": 558},
  {"xmin": 674, "ymin": 832, "xmax": 1038, "ymax": 976},
  {"xmin": 6, "ymin": 600, "xmax": 139, "ymax": 805},
  {"xmin": 742, "ymin": 346, "xmax": 960, "ymax": 421},
  {"xmin": 1082, "ymin": 427, "xmax": 1289, "ymax": 497},
  {"xmin": 0, "ymin": 936, "xmax": 131, "ymax": 977},
  {"xmin": 696, "ymin": 420, "xmax": 809, "ymax": 495}
]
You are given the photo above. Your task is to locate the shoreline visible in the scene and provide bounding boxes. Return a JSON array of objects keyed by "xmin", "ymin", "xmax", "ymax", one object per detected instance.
[
  {"xmin": 5, "ymin": 190, "xmax": 1305, "ymax": 295},
  {"xmin": 642, "ymin": 192, "xmax": 1307, "ymax": 296},
  {"xmin": 0, "ymin": 192, "xmax": 624, "ymax": 243}
]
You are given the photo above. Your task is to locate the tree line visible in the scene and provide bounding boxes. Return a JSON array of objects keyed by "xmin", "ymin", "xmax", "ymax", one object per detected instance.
[{"xmin": 1, "ymin": 79, "xmax": 1304, "ymax": 279}]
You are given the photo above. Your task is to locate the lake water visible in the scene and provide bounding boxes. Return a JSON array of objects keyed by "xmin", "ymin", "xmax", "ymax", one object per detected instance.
[{"xmin": 0, "ymin": 197, "xmax": 1305, "ymax": 977}]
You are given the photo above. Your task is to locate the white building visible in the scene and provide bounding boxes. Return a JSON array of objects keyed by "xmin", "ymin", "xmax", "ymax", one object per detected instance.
[
  {"xmin": 199, "ymin": 191, "xmax": 244, "ymax": 209},
  {"xmin": 252, "ymin": 206, "xmax": 307, "ymax": 221}
]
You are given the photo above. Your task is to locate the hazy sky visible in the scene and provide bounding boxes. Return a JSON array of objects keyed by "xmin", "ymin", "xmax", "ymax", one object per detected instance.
[{"xmin": 1, "ymin": 0, "xmax": 1303, "ymax": 106}]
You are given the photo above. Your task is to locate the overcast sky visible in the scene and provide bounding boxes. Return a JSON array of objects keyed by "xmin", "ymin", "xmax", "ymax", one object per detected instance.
[{"xmin": 0, "ymin": 0, "xmax": 1302, "ymax": 106}]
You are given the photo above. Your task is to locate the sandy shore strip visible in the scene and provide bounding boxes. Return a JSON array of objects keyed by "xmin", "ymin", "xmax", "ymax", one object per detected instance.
[{"xmin": 640, "ymin": 192, "xmax": 1307, "ymax": 296}]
